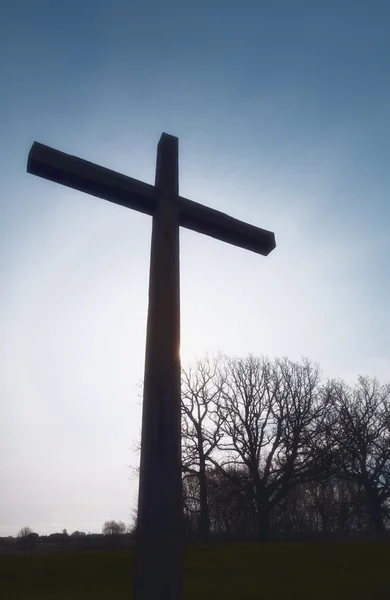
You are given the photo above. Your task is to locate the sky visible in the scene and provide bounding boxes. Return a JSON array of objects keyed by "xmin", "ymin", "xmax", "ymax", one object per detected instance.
[{"xmin": 1, "ymin": 0, "xmax": 390, "ymax": 537}]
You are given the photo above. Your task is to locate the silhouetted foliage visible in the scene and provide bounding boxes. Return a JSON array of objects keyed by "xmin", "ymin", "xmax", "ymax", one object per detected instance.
[
  {"xmin": 179, "ymin": 355, "xmax": 390, "ymax": 540},
  {"xmin": 323, "ymin": 376, "xmax": 390, "ymax": 535},
  {"xmin": 17, "ymin": 527, "xmax": 39, "ymax": 556},
  {"xmin": 181, "ymin": 355, "xmax": 225, "ymax": 539},
  {"xmin": 102, "ymin": 520, "xmax": 127, "ymax": 536},
  {"xmin": 17, "ymin": 527, "xmax": 34, "ymax": 539}
]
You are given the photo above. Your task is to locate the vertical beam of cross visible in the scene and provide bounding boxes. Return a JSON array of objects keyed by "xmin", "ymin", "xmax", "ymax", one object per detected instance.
[{"xmin": 134, "ymin": 134, "xmax": 183, "ymax": 599}]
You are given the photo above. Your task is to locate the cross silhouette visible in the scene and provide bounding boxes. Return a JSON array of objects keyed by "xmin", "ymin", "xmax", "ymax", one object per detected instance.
[{"xmin": 27, "ymin": 132, "xmax": 276, "ymax": 599}]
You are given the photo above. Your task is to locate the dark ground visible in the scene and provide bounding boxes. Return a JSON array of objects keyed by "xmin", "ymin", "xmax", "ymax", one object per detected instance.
[{"xmin": 1, "ymin": 540, "xmax": 390, "ymax": 599}]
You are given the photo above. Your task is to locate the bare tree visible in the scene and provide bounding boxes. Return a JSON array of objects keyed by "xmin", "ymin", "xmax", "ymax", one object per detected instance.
[
  {"xmin": 326, "ymin": 376, "xmax": 390, "ymax": 535},
  {"xmin": 211, "ymin": 355, "xmax": 331, "ymax": 539},
  {"xmin": 102, "ymin": 520, "xmax": 127, "ymax": 536},
  {"xmin": 17, "ymin": 527, "xmax": 34, "ymax": 538},
  {"xmin": 17, "ymin": 527, "xmax": 38, "ymax": 556},
  {"xmin": 181, "ymin": 355, "xmax": 225, "ymax": 539}
]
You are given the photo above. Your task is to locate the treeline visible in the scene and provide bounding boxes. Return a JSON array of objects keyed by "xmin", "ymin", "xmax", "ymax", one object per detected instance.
[
  {"xmin": 177, "ymin": 355, "xmax": 390, "ymax": 540},
  {"xmin": 2, "ymin": 522, "xmax": 132, "ymax": 543},
  {"xmin": 0, "ymin": 523, "xmax": 135, "ymax": 556},
  {"xmin": 5, "ymin": 354, "xmax": 390, "ymax": 551}
]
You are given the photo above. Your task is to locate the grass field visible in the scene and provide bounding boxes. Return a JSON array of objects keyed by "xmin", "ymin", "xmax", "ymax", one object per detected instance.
[{"xmin": 1, "ymin": 540, "xmax": 390, "ymax": 599}]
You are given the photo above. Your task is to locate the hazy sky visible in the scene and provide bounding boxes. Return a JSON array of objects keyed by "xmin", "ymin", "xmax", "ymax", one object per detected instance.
[{"xmin": 1, "ymin": 1, "xmax": 390, "ymax": 537}]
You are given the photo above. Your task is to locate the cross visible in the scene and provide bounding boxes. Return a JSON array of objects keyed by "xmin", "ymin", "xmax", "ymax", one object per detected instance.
[{"xmin": 26, "ymin": 133, "xmax": 276, "ymax": 599}]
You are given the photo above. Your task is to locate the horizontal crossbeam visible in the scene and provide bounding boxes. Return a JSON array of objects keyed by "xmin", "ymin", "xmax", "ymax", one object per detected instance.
[{"xmin": 27, "ymin": 142, "xmax": 276, "ymax": 256}]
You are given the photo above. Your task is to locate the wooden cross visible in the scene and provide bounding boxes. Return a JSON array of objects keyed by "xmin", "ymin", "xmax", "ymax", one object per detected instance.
[{"xmin": 27, "ymin": 133, "xmax": 276, "ymax": 599}]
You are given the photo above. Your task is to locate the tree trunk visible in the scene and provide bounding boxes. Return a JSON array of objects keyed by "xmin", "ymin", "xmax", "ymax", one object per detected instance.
[
  {"xmin": 252, "ymin": 477, "xmax": 270, "ymax": 540},
  {"xmin": 256, "ymin": 500, "xmax": 270, "ymax": 540},
  {"xmin": 198, "ymin": 463, "xmax": 210, "ymax": 540},
  {"xmin": 366, "ymin": 488, "xmax": 385, "ymax": 535}
]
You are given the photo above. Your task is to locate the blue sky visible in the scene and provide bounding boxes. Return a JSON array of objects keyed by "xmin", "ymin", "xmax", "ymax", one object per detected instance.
[{"xmin": 1, "ymin": 0, "xmax": 390, "ymax": 536}]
